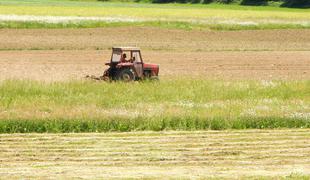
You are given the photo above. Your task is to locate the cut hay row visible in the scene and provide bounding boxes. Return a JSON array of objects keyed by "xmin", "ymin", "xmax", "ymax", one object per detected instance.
[{"xmin": 0, "ymin": 130, "xmax": 309, "ymax": 178}]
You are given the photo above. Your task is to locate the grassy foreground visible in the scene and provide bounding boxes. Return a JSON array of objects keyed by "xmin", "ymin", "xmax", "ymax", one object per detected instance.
[{"xmin": 0, "ymin": 79, "xmax": 309, "ymax": 133}]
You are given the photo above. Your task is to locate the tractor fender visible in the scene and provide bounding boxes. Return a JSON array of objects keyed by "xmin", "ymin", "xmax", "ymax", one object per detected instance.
[{"xmin": 143, "ymin": 63, "xmax": 159, "ymax": 76}]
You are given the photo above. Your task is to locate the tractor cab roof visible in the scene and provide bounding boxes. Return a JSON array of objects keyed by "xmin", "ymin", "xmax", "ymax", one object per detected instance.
[{"xmin": 112, "ymin": 47, "xmax": 140, "ymax": 51}]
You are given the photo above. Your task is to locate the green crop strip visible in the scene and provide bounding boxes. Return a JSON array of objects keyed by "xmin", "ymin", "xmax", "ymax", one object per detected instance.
[
  {"xmin": 0, "ymin": 0, "xmax": 309, "ymax": 30},
  {"xmin": 0, "ymin": 79, "xmax": 309, "ymax": 133},
  {"xmin": 0, "ymin": 21, "xmax": 309, "ymax": 30}
]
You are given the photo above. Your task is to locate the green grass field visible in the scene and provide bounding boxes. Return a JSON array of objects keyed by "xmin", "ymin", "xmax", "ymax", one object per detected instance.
[
  {"xmin": 1, "ymin": 0, "xmax": 309, "ymax": 178},
  {"xmin": 0, "ymin": 79, "xmax": 309, "ymax": 133},
  {"xmin": 0, "ymin": 0, "xmax": 309, "ymax": 30}
]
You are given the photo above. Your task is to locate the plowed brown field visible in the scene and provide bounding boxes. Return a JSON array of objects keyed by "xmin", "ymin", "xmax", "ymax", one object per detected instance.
[
  {"xmin": 1, "ymin": 28, "xmax": 310, "ymax": 51},
  {"xmin": 1, "ymin": 50, "xmax": 309, "ymax": 81},
  {"xmin": 0, "ymin": 28, "xmax": 310, "ymax": 81}
]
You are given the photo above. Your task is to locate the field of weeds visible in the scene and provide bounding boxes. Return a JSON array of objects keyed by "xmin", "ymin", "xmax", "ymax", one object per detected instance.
[
  {"xmin": 0, "ymin": 79, "xmax": 309, "ymax": 132},
  {"xmin": 0, "ymin": 0, "xmax": 310, "ymax": 178}
]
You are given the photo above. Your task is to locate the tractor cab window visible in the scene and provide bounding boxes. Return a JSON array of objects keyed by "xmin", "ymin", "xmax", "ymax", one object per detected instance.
[
  {"xmin": 112, "ymin": 51, "xmax": 121, "ymax": 62},
  {"xmin": 132, "ymin": 51, "xmax": 141, "ymax": 63}
]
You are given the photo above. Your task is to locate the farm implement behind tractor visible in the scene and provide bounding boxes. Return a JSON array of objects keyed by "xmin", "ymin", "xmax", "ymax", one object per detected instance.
[{"xmin": 86, "ymin": 47, "xmax": 159, "ymax": 81}]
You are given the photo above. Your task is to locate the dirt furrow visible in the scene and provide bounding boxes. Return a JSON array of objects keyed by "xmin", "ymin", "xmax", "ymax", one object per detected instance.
[
  {"xmin": 1, "ymin": 28, "xmax": 310, "ymax": 52},
  {"xmin": 0, "ymin": 50, "xmax": 309, "ymax": 80},
  {"xmin": 0, "ymin": 28, "xmax": 310, "ymax": 81}
]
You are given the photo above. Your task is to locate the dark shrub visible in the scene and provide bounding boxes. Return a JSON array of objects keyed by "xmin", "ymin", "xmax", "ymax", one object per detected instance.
[
  {"xmin": 202, "ymin": 0, "xmax": 213, "ymax": 3},
  {"xmin": 281, "ymin": 0, "xmax": 310, "ymax": 8},
  {"xmin": 152, "ymin": 0, "xmax": 175, "ymax": 3},
  {"xmin": 191, "ymin": 0, "xmax": 202, "ymax": 3},
  {"xmin": 241, "ymin": 0, "xmax": 268, "ymax": 6},
  {"xmin": 217, "ymin": 0, "xmax": 234, "ymax": 3}
]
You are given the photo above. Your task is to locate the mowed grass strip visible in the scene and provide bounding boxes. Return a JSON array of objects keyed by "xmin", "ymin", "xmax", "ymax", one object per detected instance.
[
  {"xmin": 0, "ymin": 79, "xmax": 309, "ymax": 132},
  {"xmin": 0, "ymin": 130, "xmax": 309, "ymax": 178}
]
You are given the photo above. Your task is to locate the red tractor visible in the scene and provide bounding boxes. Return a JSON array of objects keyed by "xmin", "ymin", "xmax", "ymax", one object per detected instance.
[{"xmin": 100, "ymin": 47, "xmax": 159, "ymax": 81}]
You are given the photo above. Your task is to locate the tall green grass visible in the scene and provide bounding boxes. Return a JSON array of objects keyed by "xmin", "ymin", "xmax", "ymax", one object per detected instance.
[
  {"xmin": 0, "ymin": 117, "xmax": 308, "ymax": 133},
  {"xmin": 0, "ymin": 0, "xmax": 309, "ymax": 30},
  {"xmin": 1, "ymin": 21, "xmax": 309, "ymax": 30},
  {"xmin": 0, "ymin": 79, "xmax": 309, "ymax": 133},
  {"xmin": 1, "ymin": 0, "xmax": 309, "ymax": 11},
  {"xmin": 1, "ymin": 3, "xmax": 308, "ymax": 19}
]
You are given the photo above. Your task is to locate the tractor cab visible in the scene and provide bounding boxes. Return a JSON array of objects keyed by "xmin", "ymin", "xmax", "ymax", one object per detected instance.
[
  {"xmin": 103, "ymin": 47, "xmax": 159, "ymax": 81},
  {"xmin": 110, "ymin": 47, "xmax": 142, "ymax": 64}
]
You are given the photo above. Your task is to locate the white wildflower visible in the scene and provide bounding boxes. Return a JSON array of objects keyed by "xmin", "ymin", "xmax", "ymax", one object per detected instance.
[
  {"xmin": 177, "ymin": 101, "xmax": 195, "ymax": 108},
  {"xmin": 262, "ymin": 98, "xmax": 276, "ymax": 104},
  {"xmin": 255, "ymin": 105, "xmax": 270, "ymax": 111},
  {"xmin": 240, "ymin": 109, "xmax": 257, "ymax": 116},
  {"xmin": 289, "ymin": 112, "xmax": 310, "ymax": 119},
  {"xmin": 260, "ymin": 80, "xmax": 277, "ymax": 88},
  {"xmin": 0, "ymin": 15, "xmax": 143, "ymax": 23}
]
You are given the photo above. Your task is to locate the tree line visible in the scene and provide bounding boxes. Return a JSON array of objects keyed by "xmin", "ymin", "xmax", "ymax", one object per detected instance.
[{"xmin": 148, "ymin": 0, "xmax": 310, "ymax": 8}]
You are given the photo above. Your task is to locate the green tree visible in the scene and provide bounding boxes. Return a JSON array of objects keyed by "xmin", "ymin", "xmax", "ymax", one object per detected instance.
[
  {"xmin": 202, "ymin": 0, "xmax": 213, "ymax": 3},
  {"xmin": 241, "ymin": 0, "xmax": 268, "ymax": 5},
  {"xmin": 281, "ymin": 0, "xmax": 310, "ymax": 8}
]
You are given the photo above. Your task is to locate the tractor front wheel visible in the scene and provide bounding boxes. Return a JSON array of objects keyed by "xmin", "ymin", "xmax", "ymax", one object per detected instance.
[{"xmin": 117, "ymin": 68, "xmax": 135, "ymax": 82}]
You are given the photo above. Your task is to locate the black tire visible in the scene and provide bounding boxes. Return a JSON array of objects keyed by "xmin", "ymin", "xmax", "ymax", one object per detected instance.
[
  {"xmin": 143, "ymin": 71, "xmax": 151, "ymax": 79},
  {"xmin": 117, "ymin": 68, "xmax": 135, "ymax": 82}
]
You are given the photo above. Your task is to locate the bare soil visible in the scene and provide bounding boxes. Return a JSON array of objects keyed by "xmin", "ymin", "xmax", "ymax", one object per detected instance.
[
  {"xmin": 1, "ymin": 28, "xmax": 310, "ymax": 52},
  {"xmin": 0, "ymin": 50, "xmax": 309, "ymax": 81},
  {"xmin": 0, "ymin": 130, "xmax": 309, "ymax": 179},
  {"xmin": 0, "ymin": 27, "xmax": 309, "ymax": 81}
]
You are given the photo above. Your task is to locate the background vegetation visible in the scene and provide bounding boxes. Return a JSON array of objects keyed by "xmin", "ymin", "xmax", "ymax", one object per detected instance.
[
  {"xmin": 1, "ymin": 21, "xmax": 308, "ymax": 30},
  {"xmin": 143, "ymin": 0, "xmax": 310, "ymax": 8},
  {"xmin": 0, "ymin": 0, "xmax": 309, "ymax": 30}
]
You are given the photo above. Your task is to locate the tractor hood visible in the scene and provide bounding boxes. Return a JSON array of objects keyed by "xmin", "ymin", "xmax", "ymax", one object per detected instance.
[
  {"xmin": 143, "ymin": 63, "xmax": 158, "ymax": 69},
  {"xmin": 143, "ymin": 63, "xmax": 159, "ymax": 76}
]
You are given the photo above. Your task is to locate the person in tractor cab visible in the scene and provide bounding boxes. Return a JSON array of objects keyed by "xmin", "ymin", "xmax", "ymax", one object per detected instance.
[
  {"xmin": 120, "ymin": 53, "xmax": 128, "ymax": 63},
  {"xmin": 130, "ymin": 56, "xmax": 136, "ymax": 63}
]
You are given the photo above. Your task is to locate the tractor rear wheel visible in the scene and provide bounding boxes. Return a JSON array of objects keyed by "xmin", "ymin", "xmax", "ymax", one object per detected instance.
[{"xmin": 117, "ymin": 68, "xmax": 135, "ymax": 82}]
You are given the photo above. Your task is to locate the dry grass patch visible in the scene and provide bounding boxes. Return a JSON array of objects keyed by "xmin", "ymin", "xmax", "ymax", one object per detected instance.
[{"xmin": 0, "ymin": 130, "xmax": 309, "ymax": 178}]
